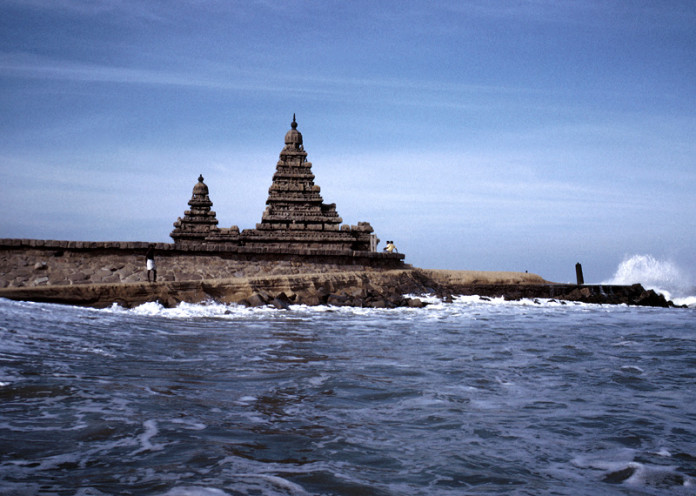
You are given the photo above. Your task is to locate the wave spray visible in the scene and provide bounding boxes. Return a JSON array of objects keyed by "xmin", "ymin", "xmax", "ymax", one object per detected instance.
[{"xmin": 603, "ymin": 254, "xmax": 695, "ymax": 307}]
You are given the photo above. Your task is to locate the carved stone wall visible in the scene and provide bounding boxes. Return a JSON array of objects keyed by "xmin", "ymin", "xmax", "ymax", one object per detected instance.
[
  {"xmin": 170, "ymin": 174, "xmax": 226, "ymax": 244},
  {"xmin": 0, "ymin": 239, "xmax": 405, "ymax": 288}
]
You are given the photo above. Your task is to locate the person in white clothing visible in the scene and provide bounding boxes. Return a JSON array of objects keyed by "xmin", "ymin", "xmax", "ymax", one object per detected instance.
[{"xmin": 146, "ymin": 244, "xmax": 157, "ymax": 283}]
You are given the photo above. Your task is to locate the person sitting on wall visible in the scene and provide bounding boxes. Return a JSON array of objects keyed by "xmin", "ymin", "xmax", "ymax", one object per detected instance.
[
  {"xmin": 384, "ymin": 240, "xmax": 398, "ymax": 253},
  {"xmin": 146, "ymin": 244, "xmax": 157, "ymax": 283}
]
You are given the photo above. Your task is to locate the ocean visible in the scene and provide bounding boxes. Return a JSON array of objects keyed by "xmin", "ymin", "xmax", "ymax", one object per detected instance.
[{"xmin": 1, "ymin": 256, "xmax": 695, "ymax": 496}]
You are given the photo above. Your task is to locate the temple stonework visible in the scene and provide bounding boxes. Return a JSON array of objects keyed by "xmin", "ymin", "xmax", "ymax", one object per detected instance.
[
  {"xmin": 170, "ymin": 174, "xmax": 226, "ymax": 243},
  {"xmin": 170, "ymin": 116, "xmax": 378, "ymax": 252}
]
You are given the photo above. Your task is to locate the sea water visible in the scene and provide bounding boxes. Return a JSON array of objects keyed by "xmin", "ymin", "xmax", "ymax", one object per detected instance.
[{"xmin": 1, "ymin": 257, "xmax": 695, "ymax": 496}]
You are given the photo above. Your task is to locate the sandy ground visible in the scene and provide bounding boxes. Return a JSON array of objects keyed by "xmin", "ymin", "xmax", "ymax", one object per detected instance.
[{"xmin": 418, "ymin": 269, "xmax": 549, "ymax": 285}]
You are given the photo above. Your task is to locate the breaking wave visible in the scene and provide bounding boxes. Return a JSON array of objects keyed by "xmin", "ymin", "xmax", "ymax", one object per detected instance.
[
  {"xmin": 99, "ymin": 294, "xmax": 604, "ymax": 323},
  {"xmin": 603, "ymin": 254, "xmax": 696, "ymax": 307}
]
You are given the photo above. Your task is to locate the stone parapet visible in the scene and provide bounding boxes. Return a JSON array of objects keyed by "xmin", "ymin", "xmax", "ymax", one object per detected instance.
[
  {"xmin": 0, "ymin": 238, "xmax": 155, "ymax": 250},
  {"xmin": 0, "ymin": 238, "xmax": 405, "ymax": 289},
  {"xmin": 0, "ymin": 238, "xmax": 401, "ymax": 255}
]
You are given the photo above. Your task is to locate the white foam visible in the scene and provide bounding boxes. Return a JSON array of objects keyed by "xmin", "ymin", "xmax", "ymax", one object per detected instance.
[
  {"xmin": 233, "ymin": 474, "xmax": 309, "ymax": 494},
  {"xmin": 655, "ymin": 447, "xmax": 672, "ymax": 457},
  {"xmin": 157, "ymin": 487, "xmax": 231, "ymax": 496},
  {"xmin": 131, "ymin": 419, "xmax": 165, "ymax": 454},
  {"xmin": 103, "ymin": 299, "xmax": 281, "ymax": 319},
  {"xmin": 91, "ymin": 285, "xmax": 663, "ymax": 324},
  {"xmin": 673, "ymin": 295, "xmax": 696, "ymax": 308},
  {"xmin": 573, "ymin": 452, "xmax": 694, "ymax": 488},
  {"xmin": 169, "ymin": 418, "xmax": 206, "ymax": 431},
  {"xmin": 624, "ymin": 462, "xmax": 693, "ymax": 488},
  {"xmin": 130, "ymin": 301, "xmax": 167, "ymax": 316},
  {"xmin": 307, "ymin": 374, "xmax": 328, "ymax": 387},
  {"xmin": 74, "ymin": 488, "xmax": 112, "ymax": 496},
  {"xmin": 619, "ymin": 365, "xmax": 644, "ymax": 374}
]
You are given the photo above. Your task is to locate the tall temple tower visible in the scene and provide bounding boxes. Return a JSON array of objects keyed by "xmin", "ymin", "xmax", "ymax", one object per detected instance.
[
  {"xmin": 240, "ymin": 115, "xmax": 374, "ymax": 250},
  {"xmin": 258, "ymin": 114, "xmax": 342, "ymax": 232}
]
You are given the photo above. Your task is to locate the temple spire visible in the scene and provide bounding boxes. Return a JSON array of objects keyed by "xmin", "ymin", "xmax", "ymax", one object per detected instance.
[
  {"xmin": 255, "ymin": 116, "xmax": 346, "ymax": 235},
  {"xmin": 170, "ymin": 174, "xmax": 220, "ymax": 243}
]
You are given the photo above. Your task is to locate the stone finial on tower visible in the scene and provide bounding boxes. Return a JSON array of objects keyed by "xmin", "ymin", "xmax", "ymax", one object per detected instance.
[
  {"xmin": 191, "ymin": 174, "xmax": 209, "ymax": 200},
  {"xmin": 284, "ymin": 114, "xmax": 303, "ymax": 151}
]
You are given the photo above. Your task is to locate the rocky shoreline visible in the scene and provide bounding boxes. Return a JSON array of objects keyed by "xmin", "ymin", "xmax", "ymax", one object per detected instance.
[{"xmin": 0, "ymin": 268, "xmax": 677, "ymax": 309}]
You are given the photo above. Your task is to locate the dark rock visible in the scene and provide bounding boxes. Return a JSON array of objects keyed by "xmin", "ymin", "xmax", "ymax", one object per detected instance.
[
  {"xmin": 327, "ymin": 293, "xmax": 349, "ymax": 306},
  {"xmin": 407, "ymin": 298, "xmax": 426, "ymax": 308},
  {"xmin": 602, "ymin": 466, "xmax": 636, "ymax": 484},
  {"xmin": 345, "ymin": 287, "xmax": 366, "ymax": 299},
  {"xmin": 245, "ymin": 293, "xmax": 267, "ymax": 307},
  {"xmin": 163, "ymin": 295, "xmax": 181, "ymax": 308},
  {"xmin": 383, "ymin": 295, "xmax": 400, "ymax": 308},
  {"xmin": 316, "ymin": 287, "xmax": 331, "ymax": 304},
  {"xmin": 271, "ymin": 292, "xmax": 291, "ymax": 310},
  {"xmin": 347, "ymin": 297, "xmax": 364, "ymax": 307},
  {"xmin": 297, "ymin": 294, "xmax": 321, "ymax": 306},
  {"xmin": 70, "ymin": 272, "xmax": 90, "ymax": 282},
  {"xmin": 633, "ymin": 289, "xmax": 671, "ymax": 308},
  {"xmin": 565, "ymin": 287, "xmax": 592, "ymax": 301},
  {"xmin": 255, "ymin": 289, "xmax": 273, "ymax": 302}
]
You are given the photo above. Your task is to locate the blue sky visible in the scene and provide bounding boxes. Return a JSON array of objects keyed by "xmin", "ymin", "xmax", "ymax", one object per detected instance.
[{"xmin": 1, "ymin": 0, "xmax": 694, "ymax": 283}]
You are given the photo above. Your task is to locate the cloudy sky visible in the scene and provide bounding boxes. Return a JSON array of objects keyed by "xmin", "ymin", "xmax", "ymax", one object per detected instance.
[{"xmin": 1, "ymin": 0, "xmax": 694, "ymax": 283}]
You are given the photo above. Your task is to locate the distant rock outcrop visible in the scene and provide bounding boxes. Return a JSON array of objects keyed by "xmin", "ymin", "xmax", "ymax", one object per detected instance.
[{"xmin": 0, "ymin": 268, "xmax": 677, "ymax": 309}]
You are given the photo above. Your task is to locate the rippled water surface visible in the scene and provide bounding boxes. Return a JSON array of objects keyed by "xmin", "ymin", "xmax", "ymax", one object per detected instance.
[{"xmin": 1, "ymin": 297, "xmax": 695, "ymax": 495}]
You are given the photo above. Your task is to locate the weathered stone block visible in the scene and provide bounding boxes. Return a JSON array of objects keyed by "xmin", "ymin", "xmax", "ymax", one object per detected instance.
[{"xmin": 245, "ymin": 293, "xmax": 267, "ymax": 307}]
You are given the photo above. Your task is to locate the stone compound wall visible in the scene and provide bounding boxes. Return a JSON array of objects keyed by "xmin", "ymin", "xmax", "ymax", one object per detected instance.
[{"xmin": 0, "ymin": 239, "xmax": 406, "ymax": 288}]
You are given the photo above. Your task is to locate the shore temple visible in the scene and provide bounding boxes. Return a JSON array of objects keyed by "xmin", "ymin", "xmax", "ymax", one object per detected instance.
[
  {"xmin": 0, "ymin": 115, "xmax": 672, "ymax": 308},
  {"xmin": 170, "ymin": 116, "xmax": 378, "ymax": 252}
]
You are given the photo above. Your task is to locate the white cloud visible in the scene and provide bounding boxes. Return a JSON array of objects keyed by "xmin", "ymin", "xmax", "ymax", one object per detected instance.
[
  {"xmin": 0, "ymin": 51, "xmax": 528, "ymax": 101},
  {"xmin": 0, "ymin": 0, "xmax": 168, "ymax": 21}
]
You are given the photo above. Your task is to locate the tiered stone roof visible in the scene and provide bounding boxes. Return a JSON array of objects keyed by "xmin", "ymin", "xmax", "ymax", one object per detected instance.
[
  {"xmin": 170, "ymin": 116, "xmax": 377, "ymax": 252},
  {"xmin": 170, "ymin": 175, "xmax": 222, "ymax": 244},
  {"xmin": 260, "ymin": 114, "xmax": 342, "ymax": 231}
]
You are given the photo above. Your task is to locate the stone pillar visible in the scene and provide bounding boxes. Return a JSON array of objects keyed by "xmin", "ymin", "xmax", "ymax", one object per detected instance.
[
  {"xmin": 575, "ymin": 263, "xmax": 584, "ymax": 285},
  {"xmin": 369, "ymin": 234, "xmax": 377, "ymax": 252}
]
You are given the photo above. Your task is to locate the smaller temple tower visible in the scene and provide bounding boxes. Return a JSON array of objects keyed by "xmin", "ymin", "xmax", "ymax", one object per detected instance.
[{"xmin": 170, "ymin": 175, "xmax": 222, "ymax": 244}]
